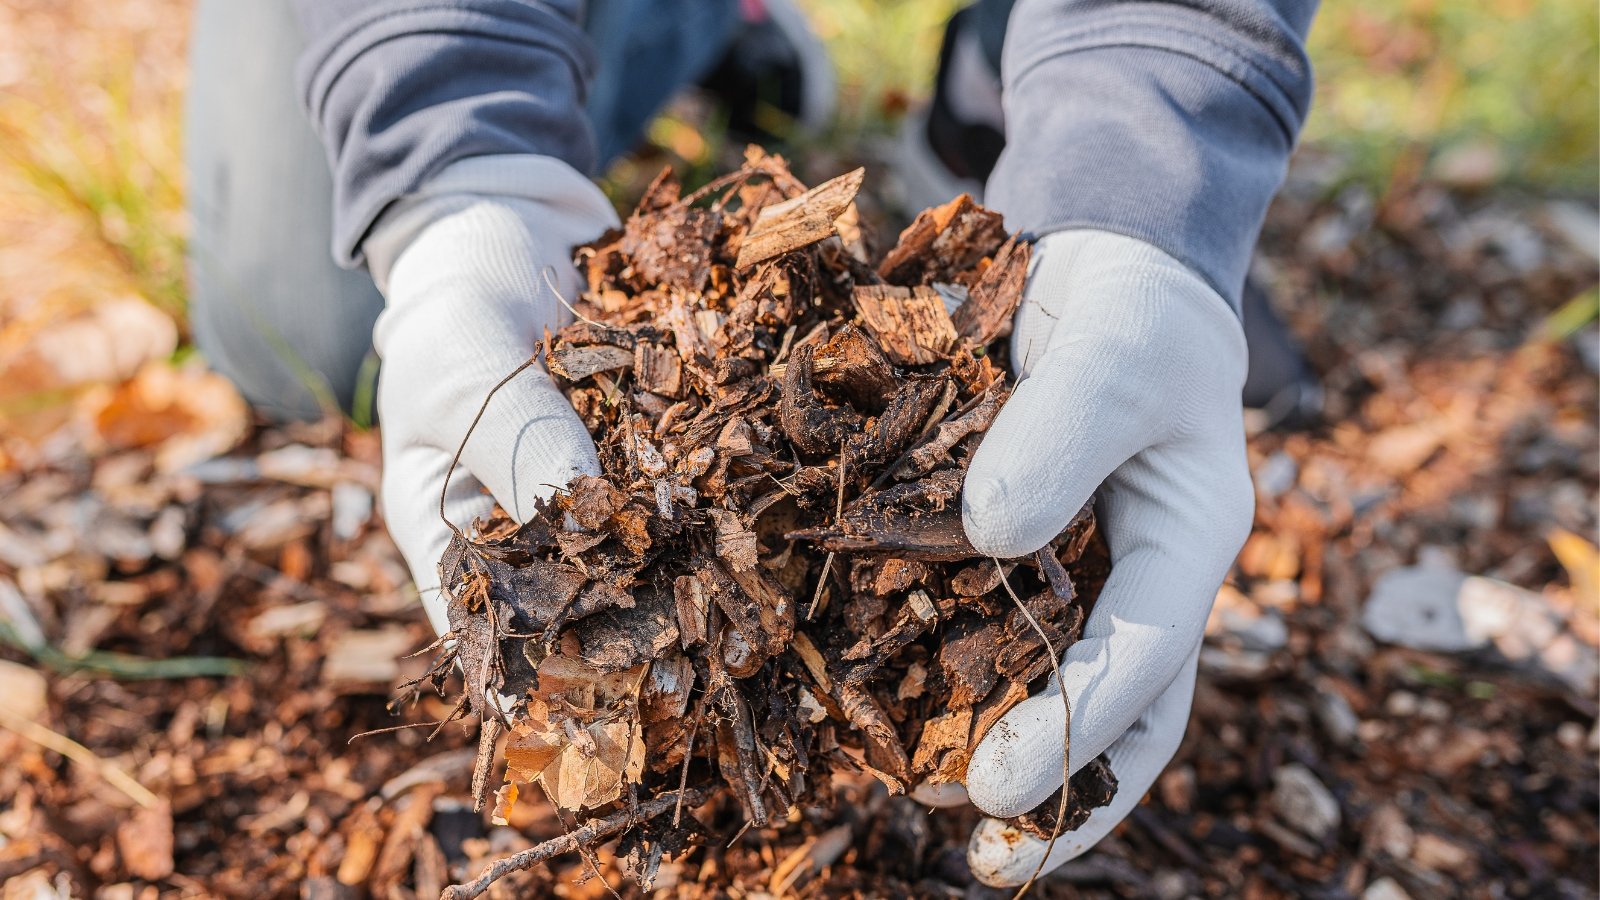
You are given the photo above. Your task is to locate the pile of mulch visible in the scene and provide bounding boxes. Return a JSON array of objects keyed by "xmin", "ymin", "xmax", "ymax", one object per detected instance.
[
  {"xmin": 0, "ymin": 150, "xmax": 1595, "ymax": 899},
  {"xmin": 425, "ymin": 151, "xmax": 1118, "ymax": 898}
]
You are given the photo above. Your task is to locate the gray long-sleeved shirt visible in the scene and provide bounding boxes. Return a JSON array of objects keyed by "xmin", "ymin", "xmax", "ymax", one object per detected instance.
[{"xmin": 292, "ymin": 0, "xmax": 1315, "ymax": 311}]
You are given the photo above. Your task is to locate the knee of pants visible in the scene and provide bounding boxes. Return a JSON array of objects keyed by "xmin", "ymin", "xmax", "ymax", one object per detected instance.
[{"xmin": 185, "ymin": 0, "xmax": 382, "ymax": 423}]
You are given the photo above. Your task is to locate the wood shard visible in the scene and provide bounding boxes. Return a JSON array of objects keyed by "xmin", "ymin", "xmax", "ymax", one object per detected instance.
[
  {"xmin": 734, "ymin": 168, "xmax": 865, "ymax": 269},
  {"xmin": 852, "ymin": 285, "xmax": 958, "ymax": 366},
  {"xmin": 547, "ymin": 343, "xmax": 634, "ymax": 382}
]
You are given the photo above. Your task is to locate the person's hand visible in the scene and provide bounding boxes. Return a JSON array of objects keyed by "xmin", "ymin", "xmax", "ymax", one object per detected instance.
[
  {"xmin": 959, "ymin": 229, "xmax": 1255, "ymax": 885},
  {"xmin": 364, "ymin": 156, "xmax": 620, "ymax": 636}
]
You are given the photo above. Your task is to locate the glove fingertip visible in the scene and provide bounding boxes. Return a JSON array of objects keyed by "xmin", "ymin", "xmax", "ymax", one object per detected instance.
[
  {"xmin": 964, "ymin": 716, "xmax": 1065, "ymax": 818},
  {"xmin": 961, "ymin": 467, "xmax": 1053, "ymax": 559},
  {"xmin": 966, "ymin": 813, "xmax": 1043, "ymax": 883}
]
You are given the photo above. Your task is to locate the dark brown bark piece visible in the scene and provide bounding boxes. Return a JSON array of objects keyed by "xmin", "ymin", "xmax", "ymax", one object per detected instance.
[
  {"xmin": 779, "ymin": 343, "xmax": 863, "ymax": 458},
  {"xmin": 569, "ymin": 585, "xmax": 679, "ymax": 672},
  {"xmin": 847, "ymin": 376, "xmax": 949, "ymax": 467},
  {"xmin": 811, "ymin": 324, "xmax": 899, "ymax": 413},
  {"xmin": 899, "ymin": 381, "xmax": 1007, "ymax": 479},
  {"xmin": 1006, "ymin": 756, "xmax": 1120, "ymax": 840},
  {"xmin": 939, "ymin": 621, "xmax": 1003, "ymax": 708},
  {"xmin": 788, "ymin": 469, "xmax": 976, "ymax": 560}
]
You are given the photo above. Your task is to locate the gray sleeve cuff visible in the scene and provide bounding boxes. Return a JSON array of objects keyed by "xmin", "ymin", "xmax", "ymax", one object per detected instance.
[
  {"xmin": 292, "ymin": 0, "xmax": 598, "ymax": 268},
  {"xmin": 986, "ymin": 0, "xmax": 1317, "ymax": 311}
]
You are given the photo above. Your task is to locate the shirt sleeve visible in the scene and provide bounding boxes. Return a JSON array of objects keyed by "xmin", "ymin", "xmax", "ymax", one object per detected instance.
[
  {"xmin": 985, "ymin": 0, "xmax": 1318, "ymax": 311},
  {"xmin": 290, "ymin": 0, "xmax": 599, "ymax": 268}
]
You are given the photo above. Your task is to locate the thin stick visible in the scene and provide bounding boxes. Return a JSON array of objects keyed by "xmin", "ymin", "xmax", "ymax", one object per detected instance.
[
  {"xmin": 347, "ymin": 720, "xmax": 449, "ymax": 743},
  {"xmin": 439, "ymin": 356, "xmax": 541, "ymax": 535},
  {"xmin": 806, "ymin": 442, "xmax": 848, "ymax": 619},
  {"xmin": 993, "ymin": 558, "xmax": 1072, "ymax": 899},
  {"xmin": 0, "ymin": 707, "xmax": 160, "ymax": 809},
  {"xmin": 439, "ymin": 786, "xmax": 713, "ymax": 900},
  {"xmin": 674, "ymin": 694, "xmax": 708, "ymax": 826},
  {"xmin": 542, "ymin": 266, "xmax": 603, "ymax": 327}
]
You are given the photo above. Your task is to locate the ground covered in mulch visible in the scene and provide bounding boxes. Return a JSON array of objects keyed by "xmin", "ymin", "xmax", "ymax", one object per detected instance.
[{"xmin": 1, "ymin": 152, "xmax": 1596, "ymax": 899}]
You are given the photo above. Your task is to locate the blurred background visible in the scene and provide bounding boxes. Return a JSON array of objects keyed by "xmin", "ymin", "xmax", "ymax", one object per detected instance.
[{"xmin": 0, "ymin": 1, "xmax": 1596, "ymax": 897}]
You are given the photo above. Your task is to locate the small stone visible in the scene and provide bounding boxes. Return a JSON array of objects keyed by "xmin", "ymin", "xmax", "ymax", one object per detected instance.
[
  {"xmin": 1313, "ymin": 682, "xmax": 1360, "ymax": 745},
  {"xmin": 1412, "ymin": 833, "xmax": 1473, "ymax": 872},
  {"xmin": 1363, "ymin": 876, "xmax": 1413, "ymax": 900},
  {"xmin": 1271, "ymin": 763, "xmax": 1340, "ymax": 843},
  {"xmin": 1364, "ymin": 804, "xmax": 1414, "ymax": 859},
  {"xmin": 1385, "ymin": 691, "xmax": 1420, "ymax": 717}
]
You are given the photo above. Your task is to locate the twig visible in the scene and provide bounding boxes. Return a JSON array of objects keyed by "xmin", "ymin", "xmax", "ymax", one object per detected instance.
[
  {"xmin": 806, "ymin": 442, "xmax": 848, "ymax": 620},
  {"xmin": 439, "ymin": 355, "xmax": 542, "ymax": 537},
  {"xmin": 0, "ymin": 707, "xmax": 160, "ymax": 809},
  {"xmin": 440, "ymin": 786, "xmax": 713, "ymax": 900},
  {"xmin": 994, "ymin": 558, "xmax": 1072, "ymax": 900},
  {"xmin": 542, "ymin": 266, "xmax": 604, "ymax": 327}
]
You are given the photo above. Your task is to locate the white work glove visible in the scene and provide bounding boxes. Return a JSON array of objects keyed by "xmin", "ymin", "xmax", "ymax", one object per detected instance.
[
  {"xmin": 365, "ymin": 156, "xmax": 620, "ymax": 636},
  {"xmin": 960, "ymin": 230, "xmax": 1255, "ymax": 885}
]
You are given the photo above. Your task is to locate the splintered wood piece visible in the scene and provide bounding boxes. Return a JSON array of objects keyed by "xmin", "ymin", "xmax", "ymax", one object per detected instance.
[
  {"xmin": 852, "ymin": 285, "xmax": 959, "ymax": 366},
  {"xmin": 709, "ymin": 509, "xmax": 760, "ymax": 572},
  {"xmin": 672, "ymin": 575, "xmax": 709, "ymax": 647},
  {"xmin": 952, "ymin": 235, "xmax": 1031, "ymax": 345},
  {"xmin": 734, "ymin": 167, "xmax": 865, "ymax": 268},
  {"xmin": 877, "ymin": 193, "xmax": 1007, "ymax": 286},
  {"xmin": 548, "ymin": 344, "xmax": 634, "ymax": 382},
  {"xmin": 899, "ymin": 381, "xmax": 1007, "ymax": 479},
  {"xmin": 633, "ymin": 342, "xmax": 683, "ymax": 397},
  {"xmin": 788, "ymin": 469, "xmax": 976, "ymax": 559},
  {"xmin": 912, "ymin": 707, "xmax": 973, "ymax": 780},
  {"xmin": 836, "ymin": 681, "xmax": 910, "ymax": 787},
  {"xmin": 786, "ymin": 507, "xmax": 975, "ymax": 560}
]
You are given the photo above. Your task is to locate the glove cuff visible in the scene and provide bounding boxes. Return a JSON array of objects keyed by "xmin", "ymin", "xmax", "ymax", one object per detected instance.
[
  {"xmin": 1015, "ymin": 229, "xmax": 1248, "ymax": 385},
  {"xmin": 364, "ymin": 154, "xmax": 619, "ymax": 292}
]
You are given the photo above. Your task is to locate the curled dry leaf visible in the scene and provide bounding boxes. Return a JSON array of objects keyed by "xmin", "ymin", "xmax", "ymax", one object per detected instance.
[{"xmin": 81, "ymin": 361, "xmax": 249, "ymax": 471}]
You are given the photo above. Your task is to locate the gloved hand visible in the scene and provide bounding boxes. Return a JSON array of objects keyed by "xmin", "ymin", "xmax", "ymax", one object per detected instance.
[
  {"xmin": 364, "ymin": 156, "xmax": 620, "ymax": 636},
  {"xmin": 960, "ymin": 229, "xmax": 1255, "ymax": 885}
]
